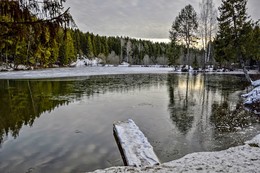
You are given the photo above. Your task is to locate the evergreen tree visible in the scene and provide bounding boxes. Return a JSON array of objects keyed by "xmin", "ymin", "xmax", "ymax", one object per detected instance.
[
  {"xmin": 87, "ymin": 34, "xmax": 94, "ymax": 58},
  {"xmin": 252, "ymin": 23, "xmax": 260, "ymax": 64},
  {"xmin": 167, "ymin": 41, "xmax": 180, "ymax": 66},
  {"xmin": 59, "ymin": 30, "xmax": 76, "ymax": 65},
  {"xmin": 0, "ymin": 0, "xmax": 74, "ymax": 68},
  {"xmin": 215, "ymin": 0, "xmax": 251, "ymax": 75},
  {"xmin": 169, "ymin": 4, "xmax": 198, "ymax": 68}
]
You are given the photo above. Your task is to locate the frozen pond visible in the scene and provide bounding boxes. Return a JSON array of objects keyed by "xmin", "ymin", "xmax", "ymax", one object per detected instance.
[
  {"xmin": 0, "ymin": 66, "xmax": 172, "ymax": 79},
  {"xmin": 0, "ymin": 69, "xmax": 259, "ymax": 172}
]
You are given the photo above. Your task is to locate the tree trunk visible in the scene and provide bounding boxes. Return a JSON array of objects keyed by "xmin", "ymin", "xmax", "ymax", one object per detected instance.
[{"xmin": 239, "ymin": 56, "xmax": 252, "ymax": 83}]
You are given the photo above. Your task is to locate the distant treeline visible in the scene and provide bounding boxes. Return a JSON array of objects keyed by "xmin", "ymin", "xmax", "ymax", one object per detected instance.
[
  {"xmin": 0, "ymin": 0, "xmax": 202, "ymax": 69},
  {"xmin": 70, "ymin": 29, "xmax": 204, "ymax": 66},
  {"xmin": 1, "ymin": 0, "xmax": 258, "ymax": 70},
  {"xmin": 0, "ymin": 26, "xmax": 203, "ymax": 68}
]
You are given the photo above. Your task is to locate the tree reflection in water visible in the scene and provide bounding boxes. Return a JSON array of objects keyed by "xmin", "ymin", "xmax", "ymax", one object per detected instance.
[
  {"xmin": 0, "ymin": 80, "xmax": 74, "ymax": 144},
  {"xmin": 167, "ymin": 73, "xmax": 258, "ymax": 136},
  {"xmin": 211, "ymin": 101, "xmax": 260, "ymax": 132},
  {"xmin": 0, "ymin": 74, "xmax": 167, "ymax": 144},
  {"xmin": 0, "ymin": 73, "xmax": 260, "ymax": 172},
  {"xmin": 167, "ymin": 74, "xmax": 194, "ymax": 135}
]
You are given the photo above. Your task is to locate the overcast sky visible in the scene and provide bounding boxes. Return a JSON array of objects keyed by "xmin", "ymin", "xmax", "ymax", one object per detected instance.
[{"xmin": 64, "ymin": 0, "xmax": 260, "ymax": 41}]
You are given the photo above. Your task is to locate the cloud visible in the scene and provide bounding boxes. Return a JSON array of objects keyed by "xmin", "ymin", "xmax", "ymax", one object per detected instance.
[{"xmin": 64, "ymin": 0, "xmax": 260, "ymax": 39}]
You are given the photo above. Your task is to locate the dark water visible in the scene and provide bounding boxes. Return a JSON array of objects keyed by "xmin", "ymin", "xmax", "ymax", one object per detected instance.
[{"xmin": 0, "ymin": 73, "xmax": 259, "ymax": 173}]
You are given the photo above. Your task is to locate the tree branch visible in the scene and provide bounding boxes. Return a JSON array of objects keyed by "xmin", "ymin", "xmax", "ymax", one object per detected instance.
[{"xmin": 0, "ymin": 8, "xmax": 71, "ymax": 26}]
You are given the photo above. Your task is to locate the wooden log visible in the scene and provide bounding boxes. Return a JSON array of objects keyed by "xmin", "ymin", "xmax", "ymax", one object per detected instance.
[{"xmin": 113, "ymin": 119, "xmax": 160, "ymax": 167}]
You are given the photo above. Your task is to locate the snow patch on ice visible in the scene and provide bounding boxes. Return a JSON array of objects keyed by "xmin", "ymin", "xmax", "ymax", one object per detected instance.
[{"xmin": 0, "ymin": 66, "xmax": 173, "ymax": 79}]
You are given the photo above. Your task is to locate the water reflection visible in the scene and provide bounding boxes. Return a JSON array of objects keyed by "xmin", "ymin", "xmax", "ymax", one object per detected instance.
[
  {"xmin": 167, "ymin": 73, "xmax": 259, "ymax": 150},
  {"xmin": 0, "ymin": 73, "xmax": 259, "ymax": 172},
  {"xmin": 167, "ymin": 75, "xmax": 194, "ymax": 134},
  {"xmin": 0, "ymin": 74, "xmax": 167, "ymax": 144},
  {"xmin": 0, "ymin": 80, "xmax": 72, "ymax": 143},
  {"xmin": 211, "ymin": 101, "xmax": 260, "ymax": 132}
]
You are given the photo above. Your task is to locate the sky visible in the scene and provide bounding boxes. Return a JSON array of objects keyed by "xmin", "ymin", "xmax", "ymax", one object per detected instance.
[{"xmin": 64, "ymin": 0, "xmax": 260, "ymax": 42}]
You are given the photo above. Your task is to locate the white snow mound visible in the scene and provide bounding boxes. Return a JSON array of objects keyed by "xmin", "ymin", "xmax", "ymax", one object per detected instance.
[{"xmin": 89, "ymin": 134, "xmax": 260, "ymax": 173}]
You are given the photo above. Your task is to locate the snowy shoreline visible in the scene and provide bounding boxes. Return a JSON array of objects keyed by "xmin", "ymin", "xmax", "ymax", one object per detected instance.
[
  {"xmin": 89, "ymin": 134, "xmax": 260, "ymax": 173},
  {"xmin": 0, "ymin": 66, "xmax": 259, "ymax": 80}
]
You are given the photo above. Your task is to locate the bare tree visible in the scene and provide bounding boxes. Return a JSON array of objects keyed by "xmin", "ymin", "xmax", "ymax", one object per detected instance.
[{"xmin": 199, "ymin": 0, "xmax": 217, "ymax": 68}]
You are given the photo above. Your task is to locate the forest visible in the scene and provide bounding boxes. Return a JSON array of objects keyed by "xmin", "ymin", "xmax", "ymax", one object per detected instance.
[{"xmin": 0, "ymin": 0, "xmax": 259, "ymax": 70}]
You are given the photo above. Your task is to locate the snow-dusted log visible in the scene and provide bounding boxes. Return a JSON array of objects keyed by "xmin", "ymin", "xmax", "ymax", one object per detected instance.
[{"xmin": 113, "ymin": 119, "xmax": 160, "ymax": 167}]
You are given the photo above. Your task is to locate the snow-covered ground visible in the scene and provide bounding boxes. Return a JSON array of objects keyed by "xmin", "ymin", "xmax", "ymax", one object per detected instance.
[
  {"xmin": 242, "ymin": 86, "xmax": 260, "ymax": 105},
  {"xmin": 89, "ymin": 134, "xmax": 260, "ymax": 173}
]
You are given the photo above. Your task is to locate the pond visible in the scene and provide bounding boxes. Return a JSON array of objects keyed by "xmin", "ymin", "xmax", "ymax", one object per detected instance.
[{"xmin": 0, "ymin": 73, "xmax": 259, "ymax": 173}]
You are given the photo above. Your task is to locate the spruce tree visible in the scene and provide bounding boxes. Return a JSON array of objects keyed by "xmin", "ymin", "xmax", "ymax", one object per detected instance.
[
  {"xmin": 87, "ymin": 34, "xmax": 94, "ymax": 58},
  {"xmin": 0, "ymin": 0, "xmax": 74, "ymax": 67},
  {"xmin": 169, "ymin": 4, "xmax": 198, "ymax": 68},
  {"xmin": 215, "ymin": 0, "xmax": 251, "ymax": 75}
]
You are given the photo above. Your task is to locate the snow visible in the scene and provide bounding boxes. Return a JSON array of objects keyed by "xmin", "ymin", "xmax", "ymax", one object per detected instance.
[
  {"xmin": 0, "ymin": 66, "xmax": 259, "ymax": 80},
  {"xmin": 118, "ymin": 62, "xmax": 130, "ymax": 67},
  {"xmin": 245, "ymin": 134, "xmax": 260, "ymax": 147},
  {"xmin": 0, "ymin": 66, "xmax": 173, "ymax": 79},
  {"xmin": 113, "ymin": 119, "xmax": 160, "ymax": 167},
  {"xmin": 242, "ymin": 79, "xmax": 260, "ymax": 113},
  {"xmin": 0, "ymin": 58, "xmax": 259, "ymax": 79},
  {"xmin": 0, "ymin": 58, "xmax": 174, "ymax": 79},
  {"xmin": 252, "ymin": 79, "xmax": 260, "ymax": 87},
  {"xmin": 70, "ymin": 57, "xmax": 103, "ymax": 67},
  {"xmin": 242, "ymin": 86, "xmax": 260, "ymax": 105},
  {"xmin": 89, "ymin": 134, "xmax": 260, "ymax": 173}
]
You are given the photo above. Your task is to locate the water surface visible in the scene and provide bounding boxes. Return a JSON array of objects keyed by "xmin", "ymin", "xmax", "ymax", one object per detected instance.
[{"xmin": 0, "ymin": 73, "xmax": 259, "ymax": 173}]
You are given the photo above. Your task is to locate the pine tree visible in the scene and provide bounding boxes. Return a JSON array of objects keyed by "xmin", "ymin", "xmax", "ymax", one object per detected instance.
[
  {"xmin": 167, "ymin": 41, "xmax": 180, "ymax": 66},
  {"xmin": 87, "ymin": 34, "xmax": 94, "ymax": 58},
  {"xmin": 252, "ymin": 24, "xmax": 260, "ymax": 63},
  {"xmin": 169, "ymin": 4, "xmax": 198, "ymax": 68},
  {"xmin": 0, "ymin": 0, "xmax": 74, "ymax": 68},
  {"xmin": 215, "ymin": 0, "xmax": 251, "ymax": 74}
]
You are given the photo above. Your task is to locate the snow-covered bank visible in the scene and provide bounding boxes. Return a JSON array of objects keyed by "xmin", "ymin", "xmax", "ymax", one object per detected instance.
[
  {"xmin": 89, "ymin": 134, "xmax": 260, "ymax": 173},
  {"xmin": 242, "ymin": 86, "xmax": 260, "ymax": 105},
  {"xmin": 242, "ymin": 80, "xmax": 260, "ymax": 114}
]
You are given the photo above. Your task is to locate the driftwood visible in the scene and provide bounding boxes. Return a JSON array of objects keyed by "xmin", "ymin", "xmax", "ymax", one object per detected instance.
[{"xmin": 113, "ymin": 119, "xmax": 160, "ymax": 167}]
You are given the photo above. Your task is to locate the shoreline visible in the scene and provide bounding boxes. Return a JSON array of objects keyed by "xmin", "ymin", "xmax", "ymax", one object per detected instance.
[
  {"xmin": 0, "ymin": 66, "xmax": 259, "ymax": 80},
  {"xmin": 89, "ymin": 134, "xmax": 260, "ymax": 173}
]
